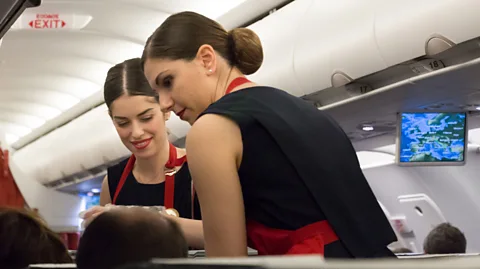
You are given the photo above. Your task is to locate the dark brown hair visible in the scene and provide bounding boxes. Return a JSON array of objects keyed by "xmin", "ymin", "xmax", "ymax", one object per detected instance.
[
  {"xmin": 104, "ymin": 58, "xmax": 159, "ymax": 110},
  {"xmin": 392, "ymin": 247, "xmax": 413, "ymax": 254},
  {"xmin": 423, "ymin": 222, "xmax": 466, "ymax": 254},
  {"xmin": 0, "ymin": 207, "xmax": 73, "ymax": 269},
  {"xmin": 141, "ymin": 11, "xmax": 263, "ymax": 75},
  {"xmin": 76, "ymin": 208, "xmax": 188, "ymax": 269}
]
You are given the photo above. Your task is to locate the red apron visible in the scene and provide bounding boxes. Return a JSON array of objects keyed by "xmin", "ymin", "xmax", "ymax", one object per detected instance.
[
  {"xmin": 246, "ymin": 220, "xmax": 339, "ymax": 255},
  {"xmin": 226, "ymin": 77, "xmax": 340, "ymax": 256},
  {"xmin": 112, "ymin": 143, "xmax": 195, "ymax": 218}
]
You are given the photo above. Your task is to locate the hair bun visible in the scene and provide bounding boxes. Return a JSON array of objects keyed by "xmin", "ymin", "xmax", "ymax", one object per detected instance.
[{"xmin": 227, "ymin": 28, "xmax": 263, "ymax": 75}]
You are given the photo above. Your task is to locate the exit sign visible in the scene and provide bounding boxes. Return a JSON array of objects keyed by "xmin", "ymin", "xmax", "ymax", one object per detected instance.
[
  {"xmin": 29, "ymin": 14, "xmax": 66, "ymax": 29},
  {"xmin": 10, "ymin": 13, "xmax": 92, "ymax": 31}
]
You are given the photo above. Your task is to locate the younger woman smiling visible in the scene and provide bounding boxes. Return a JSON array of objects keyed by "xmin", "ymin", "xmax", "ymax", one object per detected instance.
[{"xmin": 87, "ymin": 58, "xmax": 203, "ymax": 248}]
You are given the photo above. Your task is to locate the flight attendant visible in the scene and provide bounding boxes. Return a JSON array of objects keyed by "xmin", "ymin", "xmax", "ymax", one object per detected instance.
[
  {"xmin": 141, "ymin": 12, "xmax": 397, "ymax": 258},
  {"xmin": 85, "ymin": 58, "xmax": 203, "ymax": 248}
]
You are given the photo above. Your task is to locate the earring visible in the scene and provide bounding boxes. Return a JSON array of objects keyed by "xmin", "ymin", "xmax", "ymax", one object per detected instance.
[{"xmin": 208, "ymin": 69, "xmax": 213, "ymax": 73}]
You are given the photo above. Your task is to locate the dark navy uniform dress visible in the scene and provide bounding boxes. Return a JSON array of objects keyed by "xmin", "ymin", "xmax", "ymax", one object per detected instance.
[
  {"xmin": 198, "ymin": 86, "xmax": 396, "ymax": 258},
  {"xmin": 108, "ymin": 160, "xmax": 201, "ymax": 220}
]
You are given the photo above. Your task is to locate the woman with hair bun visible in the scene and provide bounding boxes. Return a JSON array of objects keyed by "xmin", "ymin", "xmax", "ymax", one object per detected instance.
[{"xmin": 141, "ymin": 11, "xmax": 396, "ymax": 258}]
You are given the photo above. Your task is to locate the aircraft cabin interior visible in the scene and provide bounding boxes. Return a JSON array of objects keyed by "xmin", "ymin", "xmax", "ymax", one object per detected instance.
[{"xmin": 1, "ymin": 0, "xmax": 480, "ymax": 268}]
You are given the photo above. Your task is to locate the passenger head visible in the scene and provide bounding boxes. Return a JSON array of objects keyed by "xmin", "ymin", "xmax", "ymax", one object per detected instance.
[
  {"xmin": 76, "ymin": 207, "xmax": 188, "ymax": 269},
  {"xmin": 104, "ymin": 58, "xmax": 170, "ymax": 159},
  {"xmin": 142, "ymin": 11, "xmax": 263, "ymax": 124},
  {"xmin": 423, "ymin": 222, "xmax": 466, "ymax": 254},
  {"xmin": 0, "ymin": 207, "xmax": 72, "ymax": 269}
]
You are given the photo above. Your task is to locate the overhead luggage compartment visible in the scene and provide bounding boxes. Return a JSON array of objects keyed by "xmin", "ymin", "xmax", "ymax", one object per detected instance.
[
  {"xmin": 375, "ymin": 0, "xmax": 480, "ymax": 66},
  {"xmin": 247, "ymin": 0, "xmax": 312, "ymax": 97},
  {"xmin": 294, "ymin": 0, "xmax": 387, "ymax": 95}
]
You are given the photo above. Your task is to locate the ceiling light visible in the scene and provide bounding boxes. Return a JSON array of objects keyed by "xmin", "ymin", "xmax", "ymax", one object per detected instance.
[
  {"xmin": 476, "ymin": 106, "xmax": 480, "ymax": 111},
  {"xmin": 91, "ymin": 188, "xmax": 100, "ymax": 194},
  {"xmin": 362, "ymin": 125, "xmax": 374, "ymax": 131}
]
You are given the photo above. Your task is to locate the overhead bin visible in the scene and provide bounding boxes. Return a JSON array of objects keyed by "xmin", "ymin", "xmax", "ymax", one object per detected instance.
[
  {"xmin": 326, "ymin": 1, "xmax": 387, "ymax": 92},
  {"xmin": 375, "ymin": 0, "xmax": 480, "ymax": 66},
  {"xmin": 56, "ymin": 106, "xmax": 118, "ymax": 176},
  {"xmin": 254, "ymin": 0, "xmax": 480, "ymax": 96},
  {"xmin": 322, "ymin": 57, "xmax": 480, "ymax": 143},
  {"xmin": 217, "ymin": 0, "xmax": 292, "ymax": 30},
  {"xmin": 12, "ymin": 105, "xmax": 129, "ymax": 184},
  {"xmin": 294, "ymin": 0, "xmax": 387, "ymax": 94},
  {"xmin": 247, "ymin": 0, "xmax": 312, "ymax": 97}
]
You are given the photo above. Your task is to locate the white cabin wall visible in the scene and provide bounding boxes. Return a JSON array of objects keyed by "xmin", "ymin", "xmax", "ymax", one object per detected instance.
[
  {"xmin": 406, "ymin": 145, "xmax": 480, "ymax": 252},
  {"xmin": 8, "ymin": 160, "xmax": 84, "ymax": 229},
  {"xmin": 359, "ymin": 144, "xmax": 480, "ymax": 253},
  {"xmin": 363, "ymin": 164, "xmax": 431, "ymax": 218},
  {"xmin": 361, "ymin": 161, "xmax": 430, "ymax": 251}
]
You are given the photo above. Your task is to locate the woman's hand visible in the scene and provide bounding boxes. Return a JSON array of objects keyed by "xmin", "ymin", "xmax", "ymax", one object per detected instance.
[{"xmin": 79, "ymin": 204, "xmax": 115, "ymax": 228}]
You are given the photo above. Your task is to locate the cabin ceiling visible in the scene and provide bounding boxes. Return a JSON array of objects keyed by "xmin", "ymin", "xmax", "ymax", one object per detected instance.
[
  {"xmin": 0, "ymin": 0, "xmax": 247, "ymax": 145},
  {"xmin": 3, "ymin": 0, "xmax": 480, "ymax": 195}
]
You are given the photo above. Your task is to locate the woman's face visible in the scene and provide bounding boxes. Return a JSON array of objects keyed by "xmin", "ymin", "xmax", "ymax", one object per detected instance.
[
  {"xmin": 109, "ymin": 94, "xmax": 168, "ymax": 159},
  {"xmin": 143, "ymin": 49, "xmax": 219, "ymax": 125}
]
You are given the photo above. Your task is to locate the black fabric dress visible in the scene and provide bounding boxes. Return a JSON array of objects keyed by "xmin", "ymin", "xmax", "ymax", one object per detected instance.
[
  {"xmin": 107, "ymin": 159, "xmax": 201, "ymax": 220},
  {"xmin": 198, "ymin": 86, "xmax": 396, "ymax": 258}
]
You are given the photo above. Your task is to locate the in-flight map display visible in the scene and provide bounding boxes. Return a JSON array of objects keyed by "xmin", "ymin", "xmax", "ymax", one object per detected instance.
[{"xmin": 398, "ymin": 112, "xmax": 467, "ymax": 163}]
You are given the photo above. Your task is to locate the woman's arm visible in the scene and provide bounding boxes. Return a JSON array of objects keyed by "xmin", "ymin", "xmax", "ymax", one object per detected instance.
[
  {"xmin": 167, "ymin": 216, "xmax": 204, "ymax": 249},
  {"xmin": 99, "ymin": 175, "xmax": 112, "ymax": 206},
  {"xmin": 186, "ymin": 114, "xmax": 247, "ymax": 257}
]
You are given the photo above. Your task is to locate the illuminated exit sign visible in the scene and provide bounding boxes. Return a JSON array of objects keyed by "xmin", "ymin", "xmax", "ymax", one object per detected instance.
[
  {"xmin": 29, "ymin": 14, "xmax": 66, "ymax": 29},
  {"xmin": 11, "ymin": 13, "xmax": 92, "ymax": 30}
]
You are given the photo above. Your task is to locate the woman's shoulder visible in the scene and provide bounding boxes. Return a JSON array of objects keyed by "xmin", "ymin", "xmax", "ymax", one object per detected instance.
[
  {"xmin": 108, "ymin": 157, "xmax": 130, "ymax": 171},
  {"xmin": 107, "ymin": 157, "xmax": 131, "ymax": 182}
]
